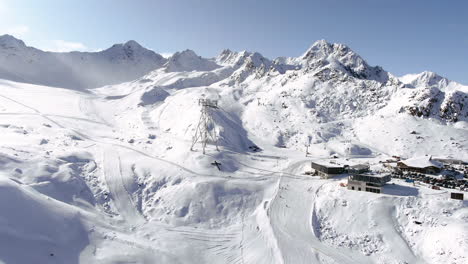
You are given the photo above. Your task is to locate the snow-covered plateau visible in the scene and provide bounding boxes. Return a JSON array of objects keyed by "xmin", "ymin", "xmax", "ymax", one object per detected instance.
[{"xmin": 0, "ymin": 35, "xmax": 466, "ymax": 264}]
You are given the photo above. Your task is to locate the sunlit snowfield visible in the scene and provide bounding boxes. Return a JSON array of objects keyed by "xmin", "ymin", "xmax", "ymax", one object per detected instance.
[{"xmin": 0, "ymin": 37, "xmax": 467, "ymax": 264}]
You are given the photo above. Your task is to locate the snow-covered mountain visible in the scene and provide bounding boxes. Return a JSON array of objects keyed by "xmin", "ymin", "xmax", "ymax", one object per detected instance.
[
  {"xmin": 400, "ymin": 71, "xmax": 450, "ymax": 89},
  {"xmin": 0, "ymin": 34, "xmax": 167, "ymax": 89},
  {"xmin": 163, "ymin": 49, "xmax": 220, "ymax": 72},
  {"xmin": 0, "ymin": 37, "xmax": 467, "ymax": 264},
  {"xmin": 94, "ymin": 38, "xmax": 466, "ymax": 150},
  {"xmin": 398, "ymin": 71, "xmax": 468, "ymax": 122}
]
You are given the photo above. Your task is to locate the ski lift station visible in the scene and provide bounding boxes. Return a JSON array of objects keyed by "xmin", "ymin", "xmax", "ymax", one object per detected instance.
[
  {"xmin": 311, "ymin": 159, "xmax": 392, "ymax": 193},
  {"xmin": 311, "ymin": 160, "xmax": 345, "ymax": 179},
  {"xmin": 347, "ymin": 173, "xmax": 391, "ymax": 193},
  {"xmin": 311, "ymin": 160, "xmax": 370, "ymax": 179},
  {"xmin": 198, "ymin": 98, "xmax": 218, "ymax": 108}
]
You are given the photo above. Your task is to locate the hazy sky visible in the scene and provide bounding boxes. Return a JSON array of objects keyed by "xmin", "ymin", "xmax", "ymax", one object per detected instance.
[{"xmin": 1, "ymin": 0, "xmax": 467, "ymax": 84}]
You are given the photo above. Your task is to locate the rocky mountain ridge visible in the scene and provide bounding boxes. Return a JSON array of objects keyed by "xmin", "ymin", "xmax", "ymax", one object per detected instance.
[{"xmin": 1, "ymin": 35, "xmax": 466, "ymax": 124}]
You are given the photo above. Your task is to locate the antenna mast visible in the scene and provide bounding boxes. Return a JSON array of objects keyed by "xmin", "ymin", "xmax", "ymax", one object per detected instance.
[{"xmin": 190, "ymin": 98, "xmax": 220, "ymax": 154}]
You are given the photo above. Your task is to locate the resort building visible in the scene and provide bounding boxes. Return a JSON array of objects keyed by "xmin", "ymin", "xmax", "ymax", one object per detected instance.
[
  {"xmin": 347, "ymin": 173, "xmax": 391, "ymax": 193},
  {"xmin": 397, "ymin": 156, "xmax": 443, "ymax": 174},
  {"xmin": 311, "ymin": 160, "xmax": 345, "ymax": 179}
]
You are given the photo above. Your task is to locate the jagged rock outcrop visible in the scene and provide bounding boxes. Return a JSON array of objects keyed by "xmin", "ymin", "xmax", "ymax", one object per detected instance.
[{"xmin": 399, "ymin": 71, "xmax": 467, "ymax": 122}]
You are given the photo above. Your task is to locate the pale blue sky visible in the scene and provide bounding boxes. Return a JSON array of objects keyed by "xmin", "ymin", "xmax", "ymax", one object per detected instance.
[{"xmin": 0, "ymin": 0, "xmax": 467, "ymax": 84}]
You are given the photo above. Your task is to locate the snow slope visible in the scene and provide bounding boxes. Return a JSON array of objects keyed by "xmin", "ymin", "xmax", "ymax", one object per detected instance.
[{"xmin": 0, "ymin": 38, "xmax": 467, "ymax": 264}]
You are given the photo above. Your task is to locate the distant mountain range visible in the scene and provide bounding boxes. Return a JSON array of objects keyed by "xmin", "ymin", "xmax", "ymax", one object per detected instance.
[
  {"xmin": 0, "ymin": 35, "xmax": 166, "ymax": 89},
  {"xmin": 0, "ymin": 34, "xmax": 466, "ymax": 124}
]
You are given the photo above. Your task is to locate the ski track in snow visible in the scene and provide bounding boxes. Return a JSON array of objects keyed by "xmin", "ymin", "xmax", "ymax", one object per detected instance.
[
  {"xmin": 79, "ymin": 95, "xmax": 112, "ymax": 127},
  {"xmin": 374, "ymin": 200, "xmax": 420, "ymax": 263},
  {"xmin": 102, "ymin": 147, "xmax": 145, "ymax": 225},
  {"xmin": 0, "ymin": 92, "xmax": 226, "ymax": 180}
]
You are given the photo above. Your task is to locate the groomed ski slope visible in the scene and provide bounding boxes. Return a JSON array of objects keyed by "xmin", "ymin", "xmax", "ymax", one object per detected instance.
[{"xmin": 0, "ymin": 79, "xmax": 466, "ymax": 264}]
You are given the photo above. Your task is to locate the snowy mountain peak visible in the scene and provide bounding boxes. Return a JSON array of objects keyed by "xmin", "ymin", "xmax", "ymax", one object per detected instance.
[
  {"xmin": 164, "ymin": 49, "xmax": 220, "ymax": 72},
  {"xmin": 400, "ymin": 71, "xmax": 450, "ymax": 89},
  {"xmin": 219, "ymin": 48, "xmax": 233, "ymax": 57},
  {"xmin": 216, "ymin": 49, "xmax": 251, "ymax": 66},
  {"xmin": 303, "ymin": 39, "xmax": 331, "ymax": 56},
  {"xmin": 123, "ymin": 40, "xmax": 143, "ymax": 48},
  {"xmin": 177, "ymin": 49, "xmax": 198, "ymax": 57},
  {"xmin": 417, "ymin": 71, "xmax": 449, "ymax": 87},
  {"xmin": 124, "ymin": 39, "xmax": 141, "ymax": 47},
  {"xmin": 103, "ymin": 40, "xmax": 164, "ymax": 60},
  {"xmin": 216, "ymin": 49, "xmax": 237, "ymax": 63},
  {"xmin": 0, "ymin": 34, "xmax": 26, "ymax": 49},
  {"xmin": 301, "ymin": 40, "xmax": 390, "ymax": 83},
  {"xmin": 305, "ymin": 40, "xmax": 364, "ymax": 66},
  {"xmin": 245, "ymin": 52, "xmax": 270, "ymax": 67}
]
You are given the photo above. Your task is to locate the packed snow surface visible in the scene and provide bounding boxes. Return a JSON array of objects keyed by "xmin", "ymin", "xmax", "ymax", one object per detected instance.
[{"xmin": 0, "ymin": 38, "xmax": 467, "ymax": 264}]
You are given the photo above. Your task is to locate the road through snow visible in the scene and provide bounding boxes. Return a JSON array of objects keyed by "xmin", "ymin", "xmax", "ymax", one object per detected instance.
[{"xmin": 267, "ymin": 161, "xmax": 373, "ymax": 264}]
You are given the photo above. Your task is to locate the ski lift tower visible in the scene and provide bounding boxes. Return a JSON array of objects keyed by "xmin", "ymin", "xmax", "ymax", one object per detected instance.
[{"xmin": 190, "ymin": 98, "xmax": 220, "ymax": 154}]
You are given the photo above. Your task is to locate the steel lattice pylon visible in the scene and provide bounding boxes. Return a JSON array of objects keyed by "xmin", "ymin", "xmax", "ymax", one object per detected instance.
[{"xmin": 190, "ymin": 99, "xmax": 220, "ymax": 154}]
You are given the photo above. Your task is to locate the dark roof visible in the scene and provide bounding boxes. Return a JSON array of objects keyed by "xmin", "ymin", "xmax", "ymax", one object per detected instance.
[
  {"xmin": 349, "ymin": 173, "xmax": 391, "ymax": 184},
  {"xmin": 311, "ymin": 160, "xmax": 344, "ymax": 169}
]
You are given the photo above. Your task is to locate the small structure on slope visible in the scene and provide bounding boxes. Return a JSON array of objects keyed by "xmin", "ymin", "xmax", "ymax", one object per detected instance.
[
  {"xmin": 450, "ymin": 192, "xmax": 464, "ymax": 200},
  {"xmin": 397, "ymin": 156, "xmax": 443, "ymax": 174},
  {"xmin": 347, "ymin": 173, "xmax": 391, "ymax": 193}
]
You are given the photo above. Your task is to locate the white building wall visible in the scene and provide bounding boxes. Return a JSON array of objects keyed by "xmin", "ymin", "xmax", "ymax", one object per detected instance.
[{"xmin": 347, "ymin": 180, "xmax": 383, "ymax": 193}]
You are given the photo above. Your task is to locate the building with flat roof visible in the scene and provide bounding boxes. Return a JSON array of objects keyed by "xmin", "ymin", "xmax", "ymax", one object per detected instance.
[
  {"xmin": 347, "ymin": 164, "xmax": 370, "ymax": 174},
  {"xmin": 347, "ymin": 173, "xmax": 391, "ymax": 193},
  {"xmin": 311, "ymin": 160, "xmax": 345, "ymax": 179}
]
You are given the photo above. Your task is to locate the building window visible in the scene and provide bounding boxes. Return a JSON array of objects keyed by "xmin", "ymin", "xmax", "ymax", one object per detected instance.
[
  {"xmin": 358, "ymin": 187, "xmax": 361, "ymax": 191},
  {"xmin": 352, "ymin": 186, "xmax": 355, "ymax": 190}
]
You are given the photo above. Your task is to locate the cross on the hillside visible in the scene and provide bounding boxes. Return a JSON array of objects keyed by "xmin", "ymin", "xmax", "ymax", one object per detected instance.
[{"xmin": 211, "ymin": 160, "xmax": 221, "ymax": 171}]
